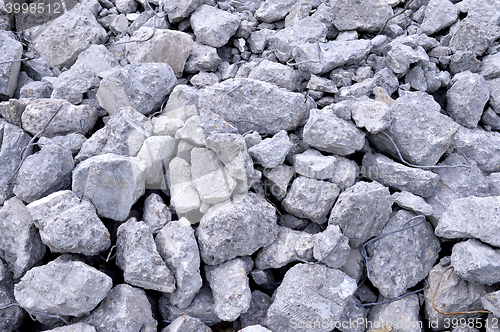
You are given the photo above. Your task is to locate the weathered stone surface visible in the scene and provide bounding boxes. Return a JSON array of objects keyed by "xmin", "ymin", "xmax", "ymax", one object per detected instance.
[
  {"xmin": 0, "ymin": 99, "xmax": 26, "ymax": 128},
  {"xmin": 14, "ymin": 145, "xmax": 74, "ymax": 203},
  {"xmin": 418, "ymin": 0, "xmax": 458, "ymax": 35},
  {"xmin": 163, "ymin": 0, "xmax": 203, "ymax": 23},
  {"xmin": 84, "ymin": 284, "xmax": 157, "ymax": 332},
  {"xmin": 161, "ymin": 314, "xmax": 211, "ymax": 332},
  {"xmin": 488, "ymin": 78, "xmax": 500, "ymax": 114},
  {"xmin": 190, "ymin": 72, "xmax": 219, "ymax": 89},
  {"xmin": 190, "ymin": 5, "xmax": 240, "ymax": 48},
  {"xmin": 366, "ymin": 294, "xmax": 421, "ymax": 332},
  {"xmin": 482, "ymin": 107, "xmax": 500, "ymax": 131},
  {"xmin": 97, "ymin": 63, "xmax": 176, "ymax": 116},
  {"xmin": 240, "ymin": 290, "xmax": 271, "ymax": 328},
  {"xmin": 479, "ymin": 53, "xmax": 500, "ymax": 79},
  {"xmin": 185, "ymin": 42, "xmax": 222, "ymax": 74},
  {"xmin": 385, "ymin": 41, "xmax": 429, "ymax": 76},
  {"xmin": 330, "ymin": 0, "xmax": 393, "ymax": 33},
  {"xmin": 362, "ymin": 153, "xmax": 439, "ymax": 197},
  {"xmin": 75, "ymin": 107, "xmax": 153, "ymax": 163},
  {"xmin": 249, "ymin": 130, "xmax": 292, "ymax": 168},
  {"xmin": 303, "ymin": 108, "xmax": 365, "ymax": 156},
  {"xmin": 482, "ymin": 290, "xmax": 500, "ymax": 319},
  {"xmin": 143, "ymin": 193, "xmax": 171, "ymax": 234},
  {"xmin": 156, "ymin": 217, "xmax": 202, "ymax": 309},
  {"xmin": 449, "ymin": 51, "xmax": 481, "ymax": 75},
  {"xmin": 405, "ymin": 65, "xmax": 428, "ymax": 91},
  {"xmin": 392, "ymin": 191, "xmax": 434, "ymax": 216},
  {"xmin": 350, "ymin": 96, "xmax": 392, "ymax": 134},
  {"xmin": 282, "ymin": 176, "xmax": 340, "ymax": 224},
  {"xmin": 255, "ymin": 227, "xmax": 314, "ymax": 270},
  {"xmin": 71, "ymin": 44, "xmax": 119, "ymax": 77},
  {"xmin": 446, "ymin": 71, "xmax": 490, "ymax": 129},
  {"xmin": 205, "ymin": 258, "xmax": 251, "ymax": 321},
  {"xmin": 367, "ymin": 91, "xmax": 460, "ymax": 166},
  {"xmin": 196, "ymin": 193, "xmax": 278, "ymax": 265},
  {"xmin": 152, "ymin": 115, "xmax": 185, "ymax": 137},
  {"xmin": 198, "ymin": 78, "xmax": 311, "ymax": 135},
  {"xmin": 45, "ymin": 323, "xmax": 96, "ymax": 332},
  {"xmin": 328, "ymin": 155, "xmax": 359, "ymax": 191},
  {"xmin": 451, "ymin": 239, "xmax": 500, "ymax": 285},
  {"xmin": 436, "ymin": 196, "xmax": 500, "ymax": 247},
  {"xmin": 22, "ymin": 57, "xmax": 53, "ymax": 81},
  {"xmin": 240, "ymin": 326, "xmax": 272, "ymax": 332},
  {"xmin": 367, "ymin": 210, "xmax": 440, "ymax": 299},
  {"xmin": 116, "ymin": 218, "xmax": 175, "ymax": 292},
  {"xmin": 167, "ymin": 157, "xmax": 201, "ymax": 215},
  {"xmin": 329, "ymin": 181, "xmax": 392, "ymax": 248},
  {"xmin": 20, "ymin": 81, "xmax": 53, "ymax": 99},
  {"xmin": 0, "ymin": 259, "xmax": 24, "ymax": 331},
  {"xmin": 248, "ymin": 29, "xmax": 276, "ymax": 54},
  {"xmin": 313, "ymin": 225, "xmax": 350, "ymax": 269},
  {"xmin": 28, "ymin": 4, "xmax": 107, "ymax": 68},
  {"xmin": 26, "ymin": 190, "xmax": 110, "ymax": 256},
  {"xmin": 21, "ymin": 99, "xmax": 97, "ymax": 138},
  {"xmin": 51, "ymin": 65, "xmax": 97, "ymax": 104},
  {"xmin": 14, "ymin": 260, "xmax": 112, "ymax": 317},
  {"xmin": 451, "ymin": 126, "xmax": 500, "ymax": 173},
  {"xmin": 265, "ymin": 264, "xmax": 357, "ymax": 332},
  {"xmin": 449, "ymin": 17, "xmax": 500, "ymax": 56},
  {"xmin": 0, "ymin": 34, "xmax": 22, "ymax": 97},
  {"xmin": 126, "ymin": 27, "xmax": 193, "ymax": 78},
  {"xmin": 137, "ymin": 135, "xmax": 175, "ymax": 189},
  {"xmin": 255, "ymin": 0, "xmax": 296, "ymax": 23},
  {"xmin": 248, "ymin": 60, "xmax": 300, "ymax": 91},
  {"xmin": 0, "ymin": 197, "xmax": 45, "ymax": 279},
  {"xmin": 72, "ymin": 153, "xmax": 146, "ymax": 221},
  {"xmin": 424, "ymin": 259, "xmax": 489, "ymax": 330},
  {"xmin": 175, "ymin": 115, "xmax": 206, "ymax": 146},
  {"xmin": 262, "ymin": 164, "xmax": 294, "ymax": 201},
  {"xmin": 293, "ymin": 149, "xmax": 336, "ymax": 180}
]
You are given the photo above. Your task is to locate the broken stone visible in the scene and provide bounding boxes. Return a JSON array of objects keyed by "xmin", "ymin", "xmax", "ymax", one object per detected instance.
[
  {"xmin": 190, "ymin": 72, "xmax": 219, "ymax": 89},
  {"xmin": 240, "ymin": 326, "xmax": 272, "ymax": 332},
  {"xmin": 265, "ymin": 263, "xmax": 357, "ymax": 332},
  {"xmin": 0, "ymin": 34, "xmax": 22, "ymax": 97},
  {"xmin": 248, "ymin": 29, "xmax": 275, "ymax": 54},
  {"xmin": 255, "ymin": 227, "xmax": 314, "ymax": 269},
  {"xmin": 0, "ymin": 197, "xmax": 45, "ymax": 279},
  {"xmin": 313, "ymin": 225, "xmax": 350, "ymax": 269},
  {"xmin": 451, "ymin": 239, "xmax": 500, "ymax": 285},
  {"xmin": 185, "ymin": 42, "xmax": 222, "ymax": 74},
  {"xmin": 261, "ymin": 164, "xmax": 294, "ymax": 201},
  {"xmin": 21, "ymin": 99, "xmax": 97, "ymax": 138},
  {"xmin": 362, "ymin": 153, "xmax": 439, "ymax": 197},
  {"xmin": 366, "ymin": 294, "xmax": 421, "ymax": 332},
  {"xmin": 45, "ymin": 323, "xmax": 96, "ymax": 332},
  {"xmin": 142, "ymin": 193, "xmax": 171, "ymax": 234},
  {"xmin": 293, "ymin": 149, "xmax": 336, "ymax": 180},
  {"xmin": 449, "ymin": 17, "xmax": 500, "ymax": 56},
  {"xmin": 367, "ymin": 209, "xmax": 440, "ymax": 299},
  {"xmin": 175, "ymin": 115, "xmax": 206, "ymax": 146},
  {"xmin": 449, "ymin": 51, "xmax": 481, "ymax": 75},
  {"xmin": 248, "ymin": 60, "xmax": 300, "ymax": 91},
  {"xmin": 109, "ymin": 14, "xmax": 128, "ymax": 33},
  {"xmin": 488, "ymin": 78, "xmax": 500, "ymax": 114},
  {"xmin": 249, "ymin": 130, "xmax": 292, "ymax": 168},
  {"xmin": 137, "ymin": 135, "xmax": 175, "ymax": 189},
  {"xmin": 190, "ymin": 5, "xmax": 240, "ymax": 48},
  {"xmin": 167, "ymin": 157, "xmax": 201, "ymax": 215},
  {"xmin": 72, "ymin": 153, "xmax": 145, "ymax": 221},
  {"xmin": 328, "ymin": 155, "xmax": 359, "ymax": 191},
  {"xmin": 329, "ymin": 181, "xmax": 392, "ymax": 248},
  {"xmin": 436, "ymin": 196, "xmax": 500, "ymax": 247},
  {"xmin": 337, "ymin": 295, "xmax": 367, "ymax": 332},
  {"xmin": 97, "ymin": 63, "xmax": 176, "ymax": 116},
  {"xmin": 240, "ymin": 290, "xmax": 271, "ymax": 329},
  {"xmin": 482, "ymin": 108, "xmax": 500, "ymax": 131},
  {"xmin": 156, "ymin": 217, "xmax": 203, "ymax": 309},
  {"xmin": 20, "ymin": 81, "xmax": 52, "ymax": 99},
  {"xmin": 26, "ymin": 190, "xmax": 110, "ymax": 256},
  {"xmin": 161, "ymin": 314, "xmax": 211, "ymax": 332},
  {"xmin": 205, "ymin": 258, "xmax": 251, "ymax": 321},
  {"xmin": 164, "ymin": 0, "xmax": 203, "ymax": 23},
  {"xmin": 74, "ymin": 44, "xmax": 120, "ymax": 76},
  {"xmin": 392, "ymin": 190, "xmax": 434, "ymax": 216},
  {"xmin": 418, "ymin": 0, "xmax": 458, "ymax": 35},
  {"xmin": 282, "ymin": 176, "xmax": 340, "ymax": 224},
  {"xmin": 307, "ymin": 75, "xmax": 338, "ymax": 94},
  {"xmin": 350, "ymin": 96, "xmax": 392, "ymax": 134},
  {"xmin": 14, "ymin": 260, "xmax": 112, "ymax": 317},
  {"xmin": 405, "ymin": 65, "xmax": 428, "ymax": 91},
  {"xmin": 330, "ymin": 0, "xmax": 393, "ymax": 33},
  {"xmin": 482, "ymin": 290, "xmax": 500, "ymax": 319},
  {"xmin": 0, "ymin": 260, "xmax": 25, "ymax": 331},
  {"xmin": 51, "ymin": 65, "xmax": 98, "ymax": 104},
  {"xmin": 22, "ymin": 57, "xmax": 53, "ymax": 81},
  {"xmin": 116, "ymin": 218, "xmax": 176, "ymax": 292},
  {"xmin": 479, "ymin": 52, "xmax": 500, "ymax": 79},
  {"xmin": 340, "ymin": 248, "xmax": 365, "ymax": 283},
  {"xmin": 13, "ymin": 145, "xmax": 74, "ymax": 203},
  {"xmin": 255, "ymin": 0, "xmax": 297, "ymax": 23},
  {"xmin": 196, "ymin": 193, "xmax": 278, "ymax": 265},
  {"xmin": 84, "ymin": 284, "xmax": 157, "ymax": 332},
  {"xmin": 152, "ymin": 115, "xmax": 185, "ymax": 137}
]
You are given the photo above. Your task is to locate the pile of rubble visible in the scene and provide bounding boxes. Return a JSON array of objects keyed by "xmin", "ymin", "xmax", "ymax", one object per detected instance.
[{"xmin": 1, "ymin": 0, "xmax": 500, "ymax": 331}]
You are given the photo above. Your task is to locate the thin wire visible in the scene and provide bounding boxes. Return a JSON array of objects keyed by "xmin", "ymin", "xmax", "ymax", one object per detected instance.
[
  {"xmin": 361, "ymin": 279, "xmax": 429, "ymax": 307},
  {"xmin": 28, "ymin": 310, "xmax": 70, "ymax": 325},
  {"xmin": 377, "ymin": 0, "xmax": 415, "ymax": 35},
  {"xmin": 0, "ymin": 58, "xmax": 31, "ymax": 65},
  {"xmin": 106, "ymin": 245, "xmax": 117, "ymax": 262}
]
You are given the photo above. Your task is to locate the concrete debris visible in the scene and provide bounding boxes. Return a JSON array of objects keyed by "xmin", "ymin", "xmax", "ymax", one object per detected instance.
[
  {"xmin": 0, "ymin": 34, "xmax": 23, "ymax": 97},
  {"xmin": 293, "ymin": 149, "xmax": 337, "ymax": 180},
  {"xmin": 313, "ymin": 224, "xmax": 350, "ymax": 269},
  {"xmin": 161, "ymin": 314, "xmax": 211, "ymax": 332},
  {"xmin": 249, "ymin": 130, "xmax": 292, "ymax": 168},
  {"xmin": 392, "ymin": 190, "xmax": 434, "ymax": 216},
  {"xmin": 137, "ymin": 135, "xmax": 175, "ymax": 189},
  {"xmin": 248, "ymin": 59, "xmax": 300, "ymax": 91},
  {"xmin": 418, "ymin": 0, "xmax": 459, "ymax": 35},
  {"xmin": 451, "ymin": 239, "xmax": 500, "ymax": 285},
  {"xmin": 366, "ymin": 294, "xmax": 421, "ymax": 332},
  {"xmin": 0, "ymin": 260, "xmax": 24, "ymax": 331},
  {"xmin": 142, "ymin": 193, "xmax": 172, "ymax": 233},
  {"xmin": 44, "ymin": 323, "xmax": 97, "ymax": 332},
  {"xmin": 240, "ymin": 290, "xmax": 271, "ymax": 328},
  {"xmin": 350, "ymin": 96, "xmax": 392, "ymax": 134},
  {"xmin": 330, "ymin": 0, "xmax": 393, "ymax": 33},
  {"xmin": 190, "ymin": 5, "xmax": 241, "ymax": 48}
]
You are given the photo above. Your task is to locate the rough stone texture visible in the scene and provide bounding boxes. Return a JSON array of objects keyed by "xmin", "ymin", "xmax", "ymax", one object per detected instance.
[
  {"xmin": 446, "ymin": 71, "xmax": 490, "ymax": 129},
  {"xmin": 249, "ymin": 130, "xmax": 292, "ymax": 168},
  {"xmin": 205, "ymin": 258, "xmax": 251, "ymax": 321},
  {"xmin": 37, "ymin": 133, "xmax": 87, "ymax": 155},
  {"xmin": 14, "ymin": 260, "xmax": 112, "ymax": 317},
  {"xmin": 163, "ymin": 0, "xmax": 203, "ymax": 23},
  {"xmin": 84, "ymin": 284, "xmax": 157, "ymax": 332},
  {"xmin": 436, "ymin": 196, "xmax": 500, "ymax": 247},
  {"xmin": 72, "ymin": 153, "xmax": 146, "ymax": 221},
  {"xmin": 489, "ymin": 173, "xmax": 500, "ymax": 196},
  {"xmin": 385, "ymin": 41, "xmax": 429, "ymax": 76},
  {"xmin": 240, "ymin": 290, "xmax": 271, "ymax": 328},
  {"xmin": 20, "ymin": 81, "xmax": 53, "ymax": 99},
  {"xmin": 185, "ymin": 42, "xmax": 222, "ymax": 73},
  {"xmin": 418, "ymin": 0, "xmax": 458, "ymax": 35},
  {"xmin": 0, "ymin": 259, "xmax": 25, "ymax": 331},
  {"xmin": 330, "ymin": 0, "xmax": 392, "ymax": 33},
  {"xmin": 143, "ymin": 193, "xmax": 171, "ymax": 234},
  {"xmin": 0, "ymin": 34, "xmax": 22, "ymax": 97},
  {"xmin": 21, "ymin": 99, "xmax": 97, "ymax": 138},
  {"xmin": 126, "ymin": 27, "xmax": 193, "ymax": 78},
  {"xmin": 70, "ymin": 44, "xmax": 119, "ymax": 77},
  {"xmin": 175, "ymin": 115, "xmax": 207, "ymax": 146},
  {"xmin": 167, "ymin": 157, "xmax": 201, "ymax": 215},
  {"xmin": 255, "ymin": 0, "xmax": 296, "ymax": 23},
  {"xmin": 51, "ymin": 65, "xmax": 97, "ymax": 105},
  {"xmin": 405, "ymin": 65, "xmax": 428, "ymax": 91},
  {"xmin": 329, "ymin": 181, "xmax": 392, "ymax": 248},
  {"xmin": 328, "ymin": 155, "xmax": 359, "ymax": 191},
  {"xmin": 198, "ymin": 78, "xmax": 311, "ymax": 135},
  {"xmin": 97, "ymin": 63, "xmax": 176, "ymax": 116},
  {"xmin": 255, "ymin": 227, "xmax": 314, "ymax": 270},
  {"xmin": 159, "ymin": 286, "xmax": 222, "ymax": 326},
  {"xmin": 282, "ymin": 176, "xmax": 340, "ymax": 224},
  {"xmin": 13, "ymin": 145, "xmax": 74, "ymax": 203},
  {"xmin": 0, "ymin": 99, "xmax": 26, "ymax": 128},
  {"xmin": 479, "ymin": 53, "xmax": 500, "ymax": 79},
  {"xmin": 367, "ymin": 91, "xmax": 460, "ymax": 166},
  {"xmin": 116, "ymin": 218, "xmax": 175, "ymax": 292},
  {"xmin": 482, "ymin": 290, "xmax": 500, "ymax": 319},
  {"xmin": 362, "ymin": 153, "xmax": 439, "ymax": 197},
  {"xmin": 22, "ymin": 57, "xmax": 53, "ymax": 81},
  {"xmin": 313, "ymin": 225, "xmax": 350, "ymax": 269},
  {"xmin": 265, "ymin": 264, "xmax": 357, "ymax": 332},
  {"xmin": 262, "ymin": 164, "xmax": 294, "ymax": 201},
  {"xmin": 26, "ymin": 190, "xmax": 110, "ymax": 256},
  {"xmin": 196, "ymin": 193, "xmax": 278, "ymax": 265},
  {"xmin": 137, "ymin": 135, "xmax": 176, "ymax": 189},
  {"xmin": 293, "ymin": 149, "xmax": 337, "ymax": 180},
  {"xmin": 449, "ymin": 17, "xmax": 500, "ymax": 56},
  {"xmin": 161, "ymin": 314, "xmax": 211, "ymax": 332},
  {"xmin": 366, "ymin": 294, "xmax": 421, "ymax": 332},
  {"xmin": 488, "ymin": 78, "xmax": 500, "ymax": 114},
  {"xmin": 75, "ymin": 107, "xmax": 153, "ymax": 163},
  {"xmin": 45, "ymin": 323, "xmax": 97, "ymax": 332},
  {"xmin": 0, "ymin": 197, "xmax": 45, "ymax": 279},
  {"xmin": 303, "ymin": 108, "xmax": 365, "ymax": 156},
  {"xmin": 392, "ymin": 191, "xmax": 434, "ymax": 216},
  {"xmin": 424, "ymin": 259, "xmax": 489, "ymax": 330},
  {"xmin": 156, "ymin": 217, "xmax": 203, "ymax": 309},
  {"xmin": 482, "ymin": 108, "xmax": 500, "ymax": 131},
  {"xmin": 451, "ymin": 239, "xmax": 500, "ymax": 285},
  {"xmin": 152, "ymin": 115, "xmax": 185, "ymax": 136},
  {"xmin": 350, "ymin": 96, "xmax": 392, "ymax": 134},
  {"xmin": 449, "ymin": 51, "xmax": 481, "ymax": 75},
  {"xmin": 190, "ymin": 5, "xmax": 240, "ymax": 48},
  {"xmin": 248, "ymin": 60, "xmax": 300, "ymax": 91},
  {"xmin": 28, "ymin": 4, "xmax": 107, "ymax": 68},
  {"xmin": 367, "ymin": 209, "xmax": 440, "ymax": 299}
]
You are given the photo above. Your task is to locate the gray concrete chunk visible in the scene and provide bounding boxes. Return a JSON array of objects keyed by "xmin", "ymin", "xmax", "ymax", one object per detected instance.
[
  {"xmin": 0, "ymin": 259, "xmax": 24, "ymax": 331},
  {"xmin": 293, "ymin": 149, "xmax": 336, "ymax": 180},
  {"xmin": 72, "ymin": 153, "xmax": 146, "ymax": 221},
  {"xmin": 167, "ymin": 157, "xmax": 201, "ymax": 215},
  {"xmin": 156, "ymin": 217, "xmax": 202, "ymax": 309},
  {"xmin": 240, "ymin": 290, "xmax": 271, "ymax": 329},
  {"xmin": 479, "ymin": 53, "xmax": 500, "ymax": 79},
  {"xmin": 196, "ymin": 193, "xmax": 278, "ymax": 265},
  {"xmin": 26, "ymin": 190, "xmax": 110, "ymax": 256},
  {"xmin": 190, "ymin": 5, "xmax": 240, "ymax": 48},
  {"xmin": 14, "ymin": 260, "xmax": 112, "ymax": 317},
  {"xmin": 51, "ymin": 65, "xmax": 97, "ymax": 105},
  {"xmin": 248, "ymin": 60, "xmax": 300, "ymax": 91},
  {"xmin": 185, "ymin": 42, "xmax": 222, "ymax": 73},
  {"xmin": 350, "ymin": 96, "xmax": 392, "ymax": 134},
  {"xmin": 161, "ymin": 314, "xmax": 211, "ymax": 332},
  {"xmin": 164, "ymin": 0, "xmax": 203, "ymax": 23},
  {"xmin": 0, "ymin": 34, "xmax": 22, "ymax": 97},
  {"xmin": 449, "ymin": 17, "xmax": 500, "ymax": 56},
  {"xmin": 255, "ymin": 0, "xmax": 297, "ymax": 23},
  {"xmin": 20, "ymin": 81, "xmax": 53, "ymax": 99},
  {"xmin": 488, "ymin": 77, "xmax": 500, "ymax": 114},
  {"xmin": 249, "ymin": 130, "xmax": 292, "ymax": 168},
  {"xmin": 137, "ymin": 135, "xmax": 175, "ymax": 189},
  {"xmin": 313, "ymin": 225, "xmax": 350, "ymax": 269},
  {"xmin": 328, "ymin": 155, "xmax": 359, "ymax": 191},
  {"xmin": 482, "ymin": 290, "xmax": 500, "ymax": 319},
  {"xmin": 116, "ymin": 218, "xmax": 176, "ymax": 292},
  {"xmin": 330, "ymin": 0, "xmax": 393, "ymax": 33},
  {"xmin": 366, "ymin": 294, "xmax": 421, "ymax": 332},
  {"xmin": 262, "ymin": 164, "xmax": 294, "ymax": 201},
  {"xmin": 143, "ymin": 193, "xmax": 171, "ymax": 234},
  {"xmin": 385, "ymin": 42, "xmax": 429, "ymax": 76},
  {"xmin": 45, "ymin": 323, "xmax": 96, "ymax": 332},
  {"xmin": 362, "ymin": 153, "xmax": 439, "ymax": 197},
  {"xmin": 392, "ymin": 191, "xmax": 434, "ymax": 216},
  {"xmin": 37, "ymin": 133, "xmax": 87, "ymax": 155},
  {"xmin": 451, "ymin": 239, "xmax": 500, "ymax": 285},
  {"xmin": 418, "ymin": 0, "xmax": 458, "ymax": 35},
  {"xmin": 328, "ymin": 181, "xmax": 392, "ymax": 248}
]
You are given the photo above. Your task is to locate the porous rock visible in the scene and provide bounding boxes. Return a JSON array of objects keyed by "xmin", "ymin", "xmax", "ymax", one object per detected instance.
[
  {"xmin": 350, "ymin": 96, "xmax": 392, "ymax": 134},
  {"xmin": 366, "ymin": 294, "xmax": 421, "ymax": 332},
  {"xmin": 313, "ymin": 225, "xmax": 350, "ymax": 269},
  {"xmin": 167, "ymin": 157, "xmax": 201, "ymax": 215},
  {"xmin": 0, "ymin": 33, "xmax": 22, "ymax": 97},
  {"xmin": 392, "ymin": 191, "xmax": 434, "ymax": 216},
  {"xmin": 137, "ymin": 135, "xmax": 176, "ymax": 189},
  {"xmin": 143, "ymin": 193, "xmax": 172, "ymax": 234},
  {"xmin": 330, "ymin": 0, "xmax": 393, "ymax": 33},
  {"xmin": 248, "ymin": 130, "xmax": 292, "ymax": 168},
  {"xmin": 190, "ymin": 5, "xmax": 240, "ymax": 48},
  {"xmin": 0, "ymin": 259, "xmax": 25, "ymax": 331},
  {"xmin": 451, "ymin": 239, "xmax": 500, "ymax": 285},
  {"xmin": 293, "ymin": 149, "xmax": 337, "ymax": 180}
]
